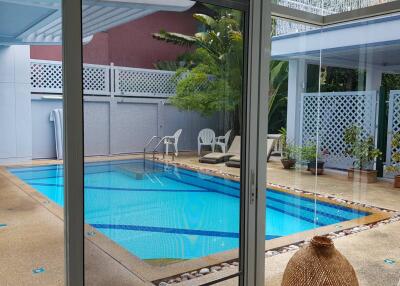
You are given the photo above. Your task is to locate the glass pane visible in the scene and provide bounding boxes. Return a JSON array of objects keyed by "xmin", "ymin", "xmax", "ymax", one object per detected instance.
[
  {"xmin": 0, "ymin": 0, "xmax": 65, "ymax": 285},
  {"xmin": 266, "ymin": 16, "xmax": 324, "ymax": 285},
  {"xmin": 266, "ymin": 10, "xmax": 400, "ymax": 286},
  {"xmin": 82, "ymin": 2, "xmax": 245, "ymax": 285}
]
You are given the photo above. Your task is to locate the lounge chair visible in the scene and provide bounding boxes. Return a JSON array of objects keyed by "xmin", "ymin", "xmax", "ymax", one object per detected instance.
[
  {"xmin": 215, "ymin": 129, "xmax": 232, "ymax": 153},
  {"xmin": 199, "ymin": 136, "xmax": 240, "ymax": 164},
  {"xmin": 163, "ymin": 129, "xmax": 182, "ymax": 156},
  {"xmin": 225, "ymin": 138, "xmax": 277, "ymax": 168},
  {"xmin": 198, "ymin": 128, "xmax": 216, "ymax": 156},
  {"xmin": 267, "ymin": 134, "xmax": 282, "ymax": 157}
]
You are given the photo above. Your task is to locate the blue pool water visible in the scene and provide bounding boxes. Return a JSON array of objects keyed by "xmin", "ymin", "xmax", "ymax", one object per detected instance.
[{"xmin": 9, "ymin": 160, "xmax": 369, "ymax": 260}]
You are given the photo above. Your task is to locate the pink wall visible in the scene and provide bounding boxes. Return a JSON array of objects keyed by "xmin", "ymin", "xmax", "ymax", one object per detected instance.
[
  {"xmin": 30, "ymin": 10, "xmax": 197, "ymax": 69},
  {"xmin": 30, "ymin": 33, "xmax": 110, "ymax": 65}
]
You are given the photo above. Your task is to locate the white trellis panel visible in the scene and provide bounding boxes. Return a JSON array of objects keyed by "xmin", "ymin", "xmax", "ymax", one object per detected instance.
[
  {"xmin": 300, "ymin": 91, "xmax": 378, "ymax": 170},
  {"xmin": 114, "ymin": 66, "xmax": 176, "ymax": 97},
  {"xmin": 386, "ymin": 90, "xmax": 400, "ymax": 176},
  {"xmin": 31, "ymin": 60, "xmax": 111, "ymax": 95},
  {"xmin": 30, "ymin": 60, "xmax": 177, "ymax": 98},
  {"xmin": 31, "ymin": 60, "xmax": 63, "ymax": 94},
  {"xmin": 82, "ymin": 64, "xmax": 110, "ymax": 95}
]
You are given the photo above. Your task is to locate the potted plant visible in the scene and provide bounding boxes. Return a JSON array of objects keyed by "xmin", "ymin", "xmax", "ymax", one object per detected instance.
[
  {"xmin": 301, "ymin": 143, "xmax": 325, "ymax": 175},
  {"xmin": 281, "ymin": 143, "xmax": 298, "ymax": 169},
  {"xmin": 344, "ymin": 125, "xmax": 382, "ymax": 183},
  {"xmin": 385, "ymin": 132, "xmax": 400, "ymax": 188},
  {"xmin": 279, "ymin": 128, "xmax": 298, "ymax": 169}
]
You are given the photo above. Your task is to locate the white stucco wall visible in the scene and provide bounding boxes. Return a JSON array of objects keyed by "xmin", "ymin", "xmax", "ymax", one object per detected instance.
[{"xmin": 0, "ymin": 45, "xmax": 31, "ymax": 164}]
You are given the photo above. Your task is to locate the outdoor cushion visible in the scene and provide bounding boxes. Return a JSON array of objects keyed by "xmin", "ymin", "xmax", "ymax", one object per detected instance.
[{"xmin": 199, "ymin": 136, "xmax": 240, "ymax": 164}]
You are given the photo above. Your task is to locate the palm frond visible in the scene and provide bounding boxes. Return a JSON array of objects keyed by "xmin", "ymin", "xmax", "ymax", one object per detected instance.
[
  {"xmin": 194, "ymin": 32, "xmax": 209, "ymax": 42},
  {"xmin": 152, "ymin": 30, "xmax": 196, "ymax": 47},
  {"xmin": 193, "ymin": 14, "xmax": 216, "ymax": 28},
  {"xmin": 228, "ymin": 31, "xmax": 242, "ymax": 42}
]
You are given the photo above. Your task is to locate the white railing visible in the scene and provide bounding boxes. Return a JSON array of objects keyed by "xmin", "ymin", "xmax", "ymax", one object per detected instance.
[
  {"xmin": 30, "ymin": 60, "xmax": 176, "ymax": 97},
  {"xmin": 300, "ymin": 91, "xmax": 378, "ymax": 170}
]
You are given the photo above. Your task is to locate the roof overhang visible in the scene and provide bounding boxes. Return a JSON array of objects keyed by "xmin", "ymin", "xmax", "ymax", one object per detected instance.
[
  {"xmin": 272, "ymin": 13, "xmax": 400, "ymax": 72},
  {"xmin": 0, "ymin": 0, "xmax": 194, "ymax": 45}
]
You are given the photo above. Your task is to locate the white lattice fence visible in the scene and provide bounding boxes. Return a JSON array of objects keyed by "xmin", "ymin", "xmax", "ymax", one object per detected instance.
[
  {"xmin": 83, "ymin": 64, "xmax": 110, "ymax": 95},
  {"xmin": 114, "ymin": 66, "xmax": 176, "ymax": 97},
  {"xmin": 31, "ymin": 60, "xmax": 63, "ymax": 93},
  {"xmin": 31, "ymin": 60, "xmax": 111, "ymax": 95},
  {"xmin": 300, "ymin": 91, "xmax": 378, "ymax": 169},
  {"xmin": 386, "ymin": 90, "xmax": 400, "ymax": 176},
  {"xmin": 31, "ymin": 60, "xmax": 177, "ymax": 97}
]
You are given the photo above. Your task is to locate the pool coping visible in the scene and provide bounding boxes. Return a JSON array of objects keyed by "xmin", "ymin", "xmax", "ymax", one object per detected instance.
[{"xmin": 1, "ymin": 158, "xmax": 394, "ymax": 283}]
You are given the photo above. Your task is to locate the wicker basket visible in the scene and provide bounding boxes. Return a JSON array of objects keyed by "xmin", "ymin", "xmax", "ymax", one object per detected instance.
[{"xmin": 281, "ymin": 236, "xmax": 359, "ymax": 286}]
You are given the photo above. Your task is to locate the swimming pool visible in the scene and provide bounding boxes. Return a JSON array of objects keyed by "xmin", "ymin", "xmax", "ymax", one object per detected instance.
[{"xmin": 9, "ymin": 159, "xmax": 369, "ymax": 260}]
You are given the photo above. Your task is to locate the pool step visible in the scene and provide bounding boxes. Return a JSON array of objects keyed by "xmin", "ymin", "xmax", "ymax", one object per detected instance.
[{"xmin": 117, "ymin": 164, "xmax": 163, "ymax": 180}]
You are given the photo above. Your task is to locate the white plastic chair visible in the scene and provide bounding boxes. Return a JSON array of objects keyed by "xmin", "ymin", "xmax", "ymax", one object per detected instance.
[
  {"xmin": 163, "ymin": 129, "xmax": 182, "ymax": 156},
  {"xmin": 215, "ymin": 130, "xmax": 232, "ymax": 153},
  {"xmin": 198, "ymin": 128, "xmax": 216, "ymax": 156}
]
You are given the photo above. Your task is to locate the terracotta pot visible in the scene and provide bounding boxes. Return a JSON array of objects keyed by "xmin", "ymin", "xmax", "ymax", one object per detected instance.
[
  {"xmin": 308, "ymin": 161, "xmax": 325, "ymax": 175},
  {"xmin": 348, "ymin": 168, "xmax": 377, "ymax": 183},
  {"xmin": 281, "ymin": 159, "xmax": 296, "ymax": 169},
  {"xmin": 282, "ymin": 236, "xmax": 359, "ymax": 286},
  {"xmin": 394, "ymin": 175, "xmax": 400, "ymax": 188}
]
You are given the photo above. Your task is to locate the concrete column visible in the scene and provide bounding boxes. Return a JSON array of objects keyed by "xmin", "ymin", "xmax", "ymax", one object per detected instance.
[
  {"xmin": 0, "ymin": 45, "xmax": 31, "ymax": 164},
  {"xmin": 365, "ymin": 65, "xmax": 382, "ymax": 91},
  {"xmin": 286, "ymin": 59, "xmax": 307, "ymax": 145},
  {"xmin": 109, "ymin": 98, "xmax": 117, "ymax": 155}
]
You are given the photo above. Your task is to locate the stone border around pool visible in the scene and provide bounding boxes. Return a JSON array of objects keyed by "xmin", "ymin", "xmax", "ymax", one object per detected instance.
[{"xmin": 2, "ymin": 156, "xmax": 398, "ymax": 286}]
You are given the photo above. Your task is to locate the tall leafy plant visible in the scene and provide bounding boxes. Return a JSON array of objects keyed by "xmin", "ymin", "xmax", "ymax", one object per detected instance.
[
  {"xmin": 153, "ymin": 9, "xmax": 288, "ymax": 132},
  {"xmin": 153, "ymin": 12, "xmax": 243, "ymax": 116},
  {"xmin": 268, "ymin": 61, "xmax": 288, "ymax": 132}
]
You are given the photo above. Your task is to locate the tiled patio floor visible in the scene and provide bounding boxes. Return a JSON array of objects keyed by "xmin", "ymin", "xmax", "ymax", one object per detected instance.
[{"xmin": 1, "ymin": 153, "xmax": 399, "ymax": 285}]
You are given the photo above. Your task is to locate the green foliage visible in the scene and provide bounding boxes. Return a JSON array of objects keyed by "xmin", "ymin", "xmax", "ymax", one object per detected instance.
[
  {"xmin": 153, "ymin": 10, "xmax": 244, "ymax": 118},
  {"xmin": 386, "ymin": 132, "xmax": 400, "ymax": 174},
  {"xmin": 344, "ymin": 125, "xmax": 382, "ymax": 170},
  {"xmin": 153, "ymin": 51, "xmax": 209, "ymax": 71},
  {"xmin": 307, "ymin": 65, "xmax": 365, "ymax": 92},
  {"xmin": 279, "ymin": 127, "xmax": 287, "ymax": 149},
  {"xmin": 153, "ymin": 8, "xmax": 288, "ymax": 133},
  {"xmin": 301, "ymin": 143, "xmax": 320, "ymax": 162},
  {"xmin": 279, "ymin": 128, "xmax": 299, "ymax": 160},
  {"xmin": 268, "ymin": 61, "xmax": 289, "ymax": 132},
  {"xmin": 282, "ymin": 143, "xmax": 299, "ymax": 161},
  {"xmin": 382, "ymin": 74, "xmax": 400, "ymax": 98}
]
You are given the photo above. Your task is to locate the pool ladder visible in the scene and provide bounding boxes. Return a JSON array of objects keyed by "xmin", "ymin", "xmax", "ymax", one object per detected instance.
[{"xmin": 143, "ymin": 136, "xmax": 175, "ymax": 163}]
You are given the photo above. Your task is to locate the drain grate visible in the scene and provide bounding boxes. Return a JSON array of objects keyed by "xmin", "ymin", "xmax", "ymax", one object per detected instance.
[
  {"xmin": 384, "ymin": 259, "xmax": 396, "ymax": 265},
  {"xmin": 32, "ymin": 267, "xmax": 45, "ymax": 274},
  {"xmin": 85, "ymin": 231, "xmax": 96, "ymax": 237}
]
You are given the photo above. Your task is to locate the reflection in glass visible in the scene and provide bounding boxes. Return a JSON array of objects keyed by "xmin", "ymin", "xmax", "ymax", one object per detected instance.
[
  {"xmin": 267, "ymin": 9, "xmax": 400, "ymax": 286},
  {"xmin": 82, "ymin": 2, "xmax": 244, "ymax": 285}
]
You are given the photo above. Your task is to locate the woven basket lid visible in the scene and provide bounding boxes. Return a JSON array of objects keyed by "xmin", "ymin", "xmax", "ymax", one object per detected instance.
[{"xmin": 281, "ymin": 236, "xmax": 359, "ymax": 286}]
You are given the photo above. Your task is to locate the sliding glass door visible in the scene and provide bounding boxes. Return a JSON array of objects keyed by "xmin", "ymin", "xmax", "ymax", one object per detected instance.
[
  {"xmin": 0, "ymin": 1, "xmax": 65, "ymax": 285},
  {"xmin": 265, "ymin": 2, "xmax": 400, "ymax": 286},
  {"xmin": 62, "ymin": 0, "xmax": 269, "ymax": 285}
]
